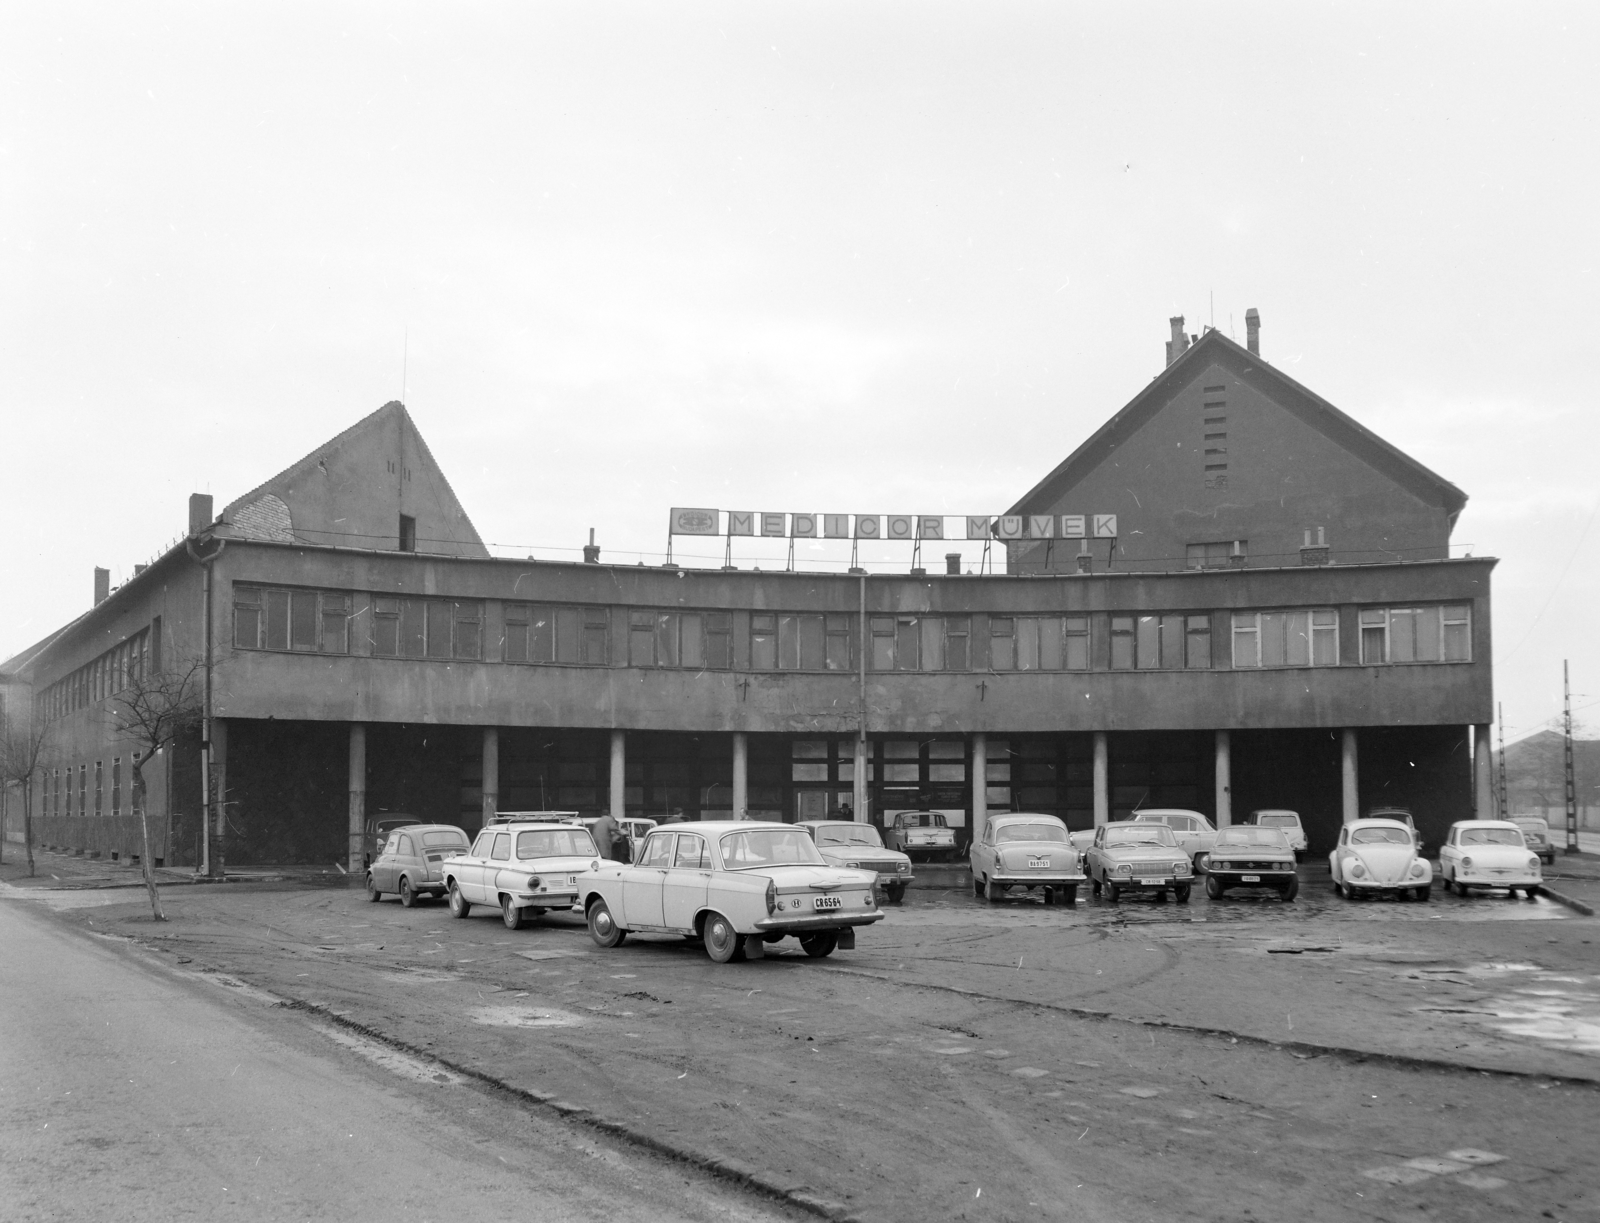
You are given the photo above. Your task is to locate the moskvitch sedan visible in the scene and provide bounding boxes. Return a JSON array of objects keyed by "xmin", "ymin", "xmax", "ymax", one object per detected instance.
[
  {"xmin": 1330, "ymin": 818, "xmax": 1432, "ymax": 901},
  {"xmin": 1085, "ymin": 822, "xmax": 1194, "ymax": 903},
  {"xmin": 798, "ymin": 821, "xmax": 914, "ymax": 904},
  {"xmin": 366, "ymin": 823, "xmax": 470, "ymax": 906},
  {"xmin": 579, "ymin": 822, "xmax": 882, "ymax": 964},
  {"xmin": 1201, "ymin": 826, "xmax": 1299, "ymax": 901},
  {"xmin": 442, "ymin": 821, "xmax": 601, "ymax": 929},
  {"xmin": 1439, "ymin": 820, "xmax": 1543, "ymax": 898},
  {"xmin": 969, "ymin": 813, "xmax": 1085, "ymax": 905}
]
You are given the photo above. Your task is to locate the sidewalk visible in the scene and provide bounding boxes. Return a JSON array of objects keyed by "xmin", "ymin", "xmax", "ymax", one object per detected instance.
[{"xmin": 0, "ymin": 844, "xmax": 348, "ymax": 890}]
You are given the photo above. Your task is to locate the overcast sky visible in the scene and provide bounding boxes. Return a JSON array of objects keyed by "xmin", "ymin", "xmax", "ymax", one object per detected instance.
[{"xmin": 4, "ymin": 3, "xmax": 1597, "ymax": 742}]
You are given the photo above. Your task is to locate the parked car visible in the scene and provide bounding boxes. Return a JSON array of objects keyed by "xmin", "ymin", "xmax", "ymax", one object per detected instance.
[
  {"xmin": 621, "ymin": 817, "xmax": 659, "ymax": 861},
  {"xmin": 1438, "ymin": 820, "xmax": 1543, "ymax": 898},
  {"xmin": 1084, "ymin": 822, "xmax": 1194, "ymax": 903},
  {"xmin": 1131, "ymin": 809, "xmax": 1218, "ymax": 866},
  {"xmin": 1330, "ymin": 818, "xmax": 1432, "ymax": 901},
  {"xmin": 579, "ymin": 821, "xmax": 882, "ymax": 964},
  {"xmin": 1510, "ymin": 815, "xmax": 1557, "ymax": 865},
  {"xmin": 364, "ymin": 813, "xmax": 422, "ymax": 868},
  {"xmin": 1201, "ymin": 827, "xmax": 1299, "ymax": 901},
  {"xmin": 969, "ymin": 813, "xmax": 1085, "ymax": 905},
  {"xmin": 798, "ymin": 821, "xmax": 914, "ymax": 903},
  {"xmin": 884, "ymin": 811, "xmax": 958, "ymax": 861},
  {"xmin": 442, "ymin": 820, "xmax": 601, "ymax": 929},
  {"xmin": 1241, "ymin": 809, "xmax": 1308, "ymax": 858},
  {"xmin": 366, "ymin": 824, "xmax": 471, "ymax": 906},
  {"xmin": 1366, "ymin": 805, "xmax": 1428, "ymax": 855}
]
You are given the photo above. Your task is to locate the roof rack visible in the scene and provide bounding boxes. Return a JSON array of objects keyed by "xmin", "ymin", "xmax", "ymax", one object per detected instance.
[{"xmin": 488, "ymin": 810, "xmax": 583, "ymax": 825}]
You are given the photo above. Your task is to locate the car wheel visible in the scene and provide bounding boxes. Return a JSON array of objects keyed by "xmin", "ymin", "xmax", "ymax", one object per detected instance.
[
  {"xmin": 1040, "ymin": 887, "xmax": 1054, "ymax": 906},
  {"xmin": 1205, "ymin": 875, "xmax": 1224, "ymax": 900},
  {"xmin": 971, "ymin": 875, "xmax": 983, "ymax": 898},
  {"xmin": 365, "ymin": 874, "xmax": 382, "ymax": 903},
  {"xmin": 1415, "ymin": 886, "xmax": 1431, "ymax": 902},
  {"xmin": 399, "ymin": 877, "xmax": 416, "ymax": 908},
  {"xmin": 985, "ymin": 876, "xmax": 1005, "ymax": 903},
  {"xmin": 586, "ymin": 899, "xmax": 627, "ymax": 948},
  {"xmin": 1173, "ymin": 884, "xmax": 1191, "ymax": 904},
  {"xmin": 799, "ymin": 932, "xmax": 839, "ymax": 959},
  {"xmin": 448, "ymin": 881, "xmax": 471, "ymax": 919},
  {"xmin": 1090, "ymin": 875, "xmax": 1101, "ymax": 897},
  {"xmin": 1056, "ymin": 885, "xmax": 1077, "ymax": 906},
  {"xmin": 1104, "ymin": 881, "xmax": 1120, "ymax": 903},
  {"xmin": 1280, "ymin": 876, "xmax": 1299, "ymax": 902},
  {"xmin": 885, "ymin": 882, "xmax": 906, "ymax": 905},
  {"xmin": 704, "ymin": 913, "xmax": 745, "ymax": 964},
  {"xmin": 501, "ymin": 895, "xmax": 526, "ymax": 930}
]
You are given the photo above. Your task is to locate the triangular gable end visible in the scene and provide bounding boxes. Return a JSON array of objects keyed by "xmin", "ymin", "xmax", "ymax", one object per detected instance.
[{"xmin": 219, "ymin": 402, "xmax": 489, "ymax": 557}]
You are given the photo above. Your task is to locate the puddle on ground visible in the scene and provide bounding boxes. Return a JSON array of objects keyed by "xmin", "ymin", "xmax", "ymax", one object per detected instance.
[
  {"xmin": 470, "ymin": 1004, "xmax": 585, "ymax": 1028},
  {"xmin": 1408, "ymin": 962, "xmax": 1600, "ymax": 1056}
]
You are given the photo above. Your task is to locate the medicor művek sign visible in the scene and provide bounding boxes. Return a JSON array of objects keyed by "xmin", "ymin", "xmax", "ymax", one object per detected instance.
[{"xmin": 668, "ymin": 509, "xmax": 1116, "ymax": 539}]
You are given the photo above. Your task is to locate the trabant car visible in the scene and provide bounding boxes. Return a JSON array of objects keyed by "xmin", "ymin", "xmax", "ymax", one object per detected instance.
[
  {"xmin": 363, "ymin": 813, "xmax": 422, "ymax": 869},
  {"xmin": 365, "ymin": 823, "xmax": 470, "ymax": 906},
  {"xmin": 1330, "ymin": 818, "xmax": 1432, "ymax": 901},
  {"xmin": 1201, "ymin": 827, "xmax": 1299, "ymax": 901},
  {"xmin": 1241, "ymin": 809, "xmax": 1308, "ymax": 858},
  {"xmin": 1085, "ymin": 822, "xmax": 1194, "ymax": 903},
  {"xmin": 798, "ymin": 821, "xmax": 914, "ymax": 904},
  {"xmin": 1511, "ymin": 815, "xmax": 1557, "ymax": 865},
  {"xmin": 1131, "ymin": 809, "xmax": 1218, "ymax": 866},
  {"xmin": 969, "ymin": 813, "xmax": 1085, "ymax": 905},
  {"xmin": 442, "ymin": 821, "xmax": 601, "ymax": 929},
  {"xmin": 579, "ymin": 821, "xmax": 882, "ymax": 964},
  {"xmin": 884, "ymin": 811, "xmax": 958, "ymax": 861},
  {"xmin": 1439, "ymin": 820, "xmax": 1543, "ymax": 898}
]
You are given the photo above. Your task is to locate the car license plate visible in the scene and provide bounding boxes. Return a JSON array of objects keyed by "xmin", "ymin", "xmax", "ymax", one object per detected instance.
[
  {"xmin": 813, "ymin": 895, "xmax": 843, "ymax": 910},
  {"xmin": 567, "ymin": 875, "xmax": 577, "ymax": 885},
  {"xmin": 1241, "ymin": 875, "xmax": 1260, "ymax": 882},
  {"xmin": 1028, "ymin": 858, "xmax": 1050, "ymax": 868}
]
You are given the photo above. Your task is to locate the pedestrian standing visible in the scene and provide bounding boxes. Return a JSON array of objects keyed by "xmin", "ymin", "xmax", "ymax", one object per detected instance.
[{"xmin": 591, "ymin": 810, "xmax": 621, "ymax": 861}]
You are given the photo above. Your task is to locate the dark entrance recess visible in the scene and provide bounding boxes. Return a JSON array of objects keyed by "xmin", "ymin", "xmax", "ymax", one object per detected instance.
[
  {"xmin": 1007, "ymin": 734, "xmax": 1096, "ymax": 830},
  {"xmin": 1109, "ymin": 730, "xmax": 1213, "ymax": 823},
  {"xmin": 1230, "ymin": 728, "xmax": 1343, "ymax": 855}
]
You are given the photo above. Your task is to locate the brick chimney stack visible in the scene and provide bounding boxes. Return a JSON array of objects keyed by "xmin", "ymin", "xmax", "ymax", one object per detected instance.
[
  {"xmin": 93, "ymin": 567, "xmax": 110, "ymax": 606},
  {"xmin": 188, "ymin": 493, "xmax": 214, "ymax": 537},
  {"xmin": 1165, "ymin": 316, "xmax": 1190, "ymax": 366},
  {"xmin": 1245, "ymin": 308, "xmax": 1261, "ymax": 356}
]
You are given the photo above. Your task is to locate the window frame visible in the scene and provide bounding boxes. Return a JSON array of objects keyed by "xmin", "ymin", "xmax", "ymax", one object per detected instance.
[{"xmin": 1232, "ymin": 608, "xmax": 1341, "ymax": 669}]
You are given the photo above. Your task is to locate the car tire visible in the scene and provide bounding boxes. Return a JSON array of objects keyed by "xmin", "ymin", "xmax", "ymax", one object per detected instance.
[
  {"xmin": 399, "ymin": 877, "xmax": 416, "ymax": 908},
  {"xmin": 586, "ymin": 899, "xmax": 627, "ymax": 948},
  {"xmin": 1280, "ymin": 876, "xmax": 1299, "ymax": 902},
  {"xmin": 800, "ymin": 932, "xmax": 839, "ymax": 959},
  {"xmin": 501, "ymin": 895, "xmax": 526, "ymax": 930},
  {"xmin": 1091, "ymin": 876, "xmax": 1102, "ymax": 897},
  {"xmin": 985, "ymin": 876, "xmax": 1005, "ymax": 903},
  {"xmin": 1104, "ymin": 881, "xmax": 1120, "ymax": 903},
  {"xmin": 1173, "ymin": 885, "xmax": 1191, "ymax": 904},
  {"xmin": 1057, "ymin": 885, "xmax": 1077, "ymax": 906},
  {"xmin": 365, "ymin": 874, "xmax": 382, "ymax": 902},
  {"xmin": 1154, "ymin": 889, "xmax": 1168, "ymax": 904},
  {"xmin": 448, "ymin": 881, "xmax": 471, "ymax": 919},
  {"xmin": 704, "ymin": 913, "xmax": 745, "ymax": 964},
  {"xmin": 1205, "ymin": 875, "xmax": 1224, "ymax": 900},
  {"xmin": 1415, "ymin": 886, "xmax": 1431, "ymax": 902},
  {"xmin": 885, "ymin": 882, "xmax": 906, "ymax": 905},
  {"xmin": 972, "ymin": 875, "xmax": 983, "ymax": 898}
]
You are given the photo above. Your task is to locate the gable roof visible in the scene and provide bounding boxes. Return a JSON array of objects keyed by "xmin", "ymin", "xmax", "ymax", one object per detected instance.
[{"xmin": 1007, "ymin": 328, "xmax": 1468, "ymax": 527}]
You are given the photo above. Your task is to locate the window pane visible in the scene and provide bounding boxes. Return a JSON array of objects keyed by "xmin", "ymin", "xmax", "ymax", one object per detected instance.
[
  {"xmin": 825, "ymin": 616, "xmax": 851, "ymax": 671},
  {"xmin": 452, "ymin": 605, "xmax": 480, "ymax": 660},
  {"xmin": 792, "ymin": 763, "xmax": 829, "ymax": 782},
  {"xmin": 531, "ymin": 608, "xmax": 554, "ymax": 662},
  {"xmin": 1312, "ymin": 609, "xmax": 1338, "ymax": 666},
  {"xmin": 1285, "ymin": 611, "xmax": 1311, "ymax": 667},
  {"xmin": 752, "ymin": 616, "xmax": 777, "ymax": 669},
  {"xmin": 1413, "ymin": 606, "xmax": 1441, "ymax": 662},
  {"xmin": 1111, "ymin": 616, "xmax": 1134, "ymax": 670},
  {"xmin": 1160, "ymin": 615, "xmax": 1184, "ymax": 668},
  {"xmin": 1362, "ymin": 626, "xmax": 1387, "ymax": 664},
  {"xmin": 792, "ymin": 740, "xmax": 828, "ymax": 759},
  {"xmin": 289, "ymin": 591, "xmax": 317, "ymax": 651},
  {"xmin": 424, "ymin": 601, "xmax": 452, "ymax": 658},
  {"xmin": 928, "ymin": 763, "xmax": 965, "ymax": 782},
  {"xmin": 394, "ymin": 599, "xmax": 422, "ymax": 657},
  {"xmin": 943, "ymin": 616, "xmax": 969, "ymax": 672},
  {"xmin": 583, "ymin": 610, "xmax": 609, "ymax": 665},
  {"xmin": 680, "ymin": 613, "xmax": 703, "ymax": 669},
  {"xmin": 883, "ymin": 763, "xmax": 920, "ymax": 783},
  {"xmin": 1255, "ymin": 611, "xmax": 1283, "ymax": 666},
  {"xmin": 894, "ymin": 619, "xmax": 919, "ymax": 671},
  {"xmin": 778, "ymin": 615, "xmax": 800, "ymax": 669},
  {"xmin": 1232, "ymin": 614, "xmax": 1259, "ymax": 668},
  {"xmin": 320, "ymin": 593, "xmax": 350, "ymax": 654},
  {"xmin": 1442, "ymin": 605, "xmax": 1470, "ymax": 662},
  {"xmin": 1015, "ymin": 617, "xmax": 1039, "ymax": 671},
  {"xmin": 630, "ymin": 622, "xmax": 655, "ymax": 666},
  {"xmin": 265, "ymin": 589, "xmax": 289, "ymax": 650},
  {"xmin": 798, "ymin": 614, "xmax": 825, "ymax": 670},
  {"xmin": 1135, "ymin": 615, "xmax": 1160, "ymax": 669},
  {"xmin": 234, "ymin": 605, "xmax": 261, "ymax": 649},
  {"xmin": 554, "ymin": 607, "xmax": 582, "ymax": 663},
  {"xmin": 372, "ymin": 598, "xmax": 399, "ymax": 656},
  {"xmin": 884, "ymin": 740, "xmax": 919, "ymax": 759},
  {"xmin": 1186, "ymin": 615, "xmax": 1211, "ymax": 669},
  {"xmin": 704, "ymin": 613, "xmax": 731, "ymax": 669},
  {"xmin": 989, "ymin": 618, "xmax": 1014, "ymax": 670},
  {"xmin": 928, "ymin": 740, "xmax": 964, "ymax": 759},
  {"xmin": 920, "ymin": 616, "xmax": 944, "ymax": 671},
  {"xmin": 1390, "ymin": 609, "xmax": 1417, "ymax": 663},
  {"xmin": 505, "ymin": 615, "xmax": 528, "ymax": 663},
  {"xmin": 871, "ymin": 617, "xmax": 895, "ymax": 671}
]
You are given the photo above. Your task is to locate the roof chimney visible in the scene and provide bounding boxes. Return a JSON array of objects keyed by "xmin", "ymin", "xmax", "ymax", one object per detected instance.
[
  {"xmin": 188, "ymin": 493, "xmax": 214, "ymax": 537},
  {"xmin": 1245, "ymin": 308, "xmax": 1261, "ymax": 356},
  {"xmin": 582, "ymin": 528, "xmax": 601, "ymax": 564},
  {"xmin": 94, "ymin": 567, "xmax": 110, "ymax": 606},
  {"xmin": 1165, "ymin": 316, "xmax": 1190, "ymax": 367},
  {"xmin": 945, "ymin": 552, "xmax": 962, "ymax": 576}
]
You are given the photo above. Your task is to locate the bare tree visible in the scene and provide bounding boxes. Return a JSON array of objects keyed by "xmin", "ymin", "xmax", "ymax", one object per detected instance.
[
  {"xmin": 0, "ymin": 711, "xmax": 51, "ymax": 877},
  {"xmin": 107, "ymin": 657, "xmax": 203, "ymax": 922}
]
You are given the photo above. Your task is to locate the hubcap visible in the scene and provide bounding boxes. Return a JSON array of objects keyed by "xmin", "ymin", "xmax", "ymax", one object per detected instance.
[
  {"xmin": 709, "ymin": 923, "xmax": 730, "ymax": 951},
  {"xmin": 593, "ymin": 909, "xmax": 613, "ymax": 935}
]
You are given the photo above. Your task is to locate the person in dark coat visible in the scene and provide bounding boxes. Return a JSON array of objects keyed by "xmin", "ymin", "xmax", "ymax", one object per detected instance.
[{"xmin": 591, "ymin": 811, "xmax": 622, "ymax": 861}]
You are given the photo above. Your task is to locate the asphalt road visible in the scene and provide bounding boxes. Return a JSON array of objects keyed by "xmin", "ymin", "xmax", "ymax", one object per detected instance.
[{"xmin": 0, "ymin": 899, "xmax": 798, "ymax": 1223}]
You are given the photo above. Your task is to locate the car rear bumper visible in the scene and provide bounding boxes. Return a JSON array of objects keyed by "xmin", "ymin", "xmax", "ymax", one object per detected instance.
[
  {"xmin": 992, "ymin": 874, "xmax": 1085, "ymax": 887},
  {"xmin": 512, "ymin": 890, "xmax": 578, "ymax": 908},
  {"xmin": 754, "ymin": 912, "xmax": 885, "ymax": 933}
]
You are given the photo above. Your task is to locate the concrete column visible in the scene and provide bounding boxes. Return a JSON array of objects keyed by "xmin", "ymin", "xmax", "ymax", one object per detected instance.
[
  {"xmin": 481, "ymin": 727, "xmax": 499, "ymax": 826},
  {"xmin": 1473, "ymin": 723, "xmax": 1493, "ymax": 821},
  {"xmin": 346, "ymin": 722, "xmax": 366, "ymax": 882},
  {"xmin": 1214, "ymin": 730, "xmax": 1232, "ymax": 828},
  {"xmin": 1341, "ymin": 729, "xmax": 1359, "ymax": 824},
  {"xmin": 971, "ymin": 733, "xmax": 988, "ymax": 844},
  {"xmin": 610, "ymin": 730, "xmax": 626, "ymax": 821},
  {"xmin": 1092, "ymin": 731, "xmax": 1109, "ymax": 827},
  {"xmin": 732, "ymin": 732, "xmax": 748, "ymax": 820},
  {"xmin": 852, "ymin": 736, "xmax": 868, "ymax": 823}
]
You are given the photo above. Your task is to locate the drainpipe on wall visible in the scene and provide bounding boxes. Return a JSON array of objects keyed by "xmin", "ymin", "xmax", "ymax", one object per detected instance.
[
  {"xmin": 854, "ymin": 571, "xmax": 868, "ymax": 823},
  {"xmin": 186, "ymin": 527, "xmax": 226, "ymax": 879}
]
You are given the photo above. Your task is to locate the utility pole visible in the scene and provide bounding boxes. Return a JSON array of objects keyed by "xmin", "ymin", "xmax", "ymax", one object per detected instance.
[
  {"xmin": 1564, "ymin": 660, "xmax": 1579, "ymax": 855},
  {"xmin": 1497, "ymin": 702, "xmax": 1508, "ymax": 820}
]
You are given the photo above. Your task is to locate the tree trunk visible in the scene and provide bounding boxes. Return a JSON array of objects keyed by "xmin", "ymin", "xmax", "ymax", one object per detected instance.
[{"xmin": 132, "ymin": 761, "xmax": 165, "ymax": 921}]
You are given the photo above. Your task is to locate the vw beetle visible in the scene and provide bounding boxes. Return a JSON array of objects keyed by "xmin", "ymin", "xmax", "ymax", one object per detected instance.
[{"xmin": 1330, "ymin": 818, "xmax": 1432, "ymax": 901}]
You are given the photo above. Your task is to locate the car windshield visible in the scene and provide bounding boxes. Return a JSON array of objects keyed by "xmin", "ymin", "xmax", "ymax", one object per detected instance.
[
  {"xmin": 1513, "ymin": 820, "xmax": 1548, "ymax": 834},
  {"xmin": 897, "ymin": 813, "xmax": 947, "ymax": 828},
  {"xmin": 1215, "ymin": 828, "xmax": 1290, "ymax": 848},
  {"xmin": 1104, "ymin": 826, "xmax": 1178, "ymax": 847},
  {"xmin": 1351, "ymin": 827, "xmax": 1412, "ymax": 845},
  {"xmin": 817, "ymin": 826, "xmax": 884, "ymax": 847},
  {"xmin": 1255, "ymin": 814, "xmax": 1300, "ymax": 828},
  {"xmin": 421, "ymin": 830, "xmax": 468, "ymax": 849},
  {"xmin": 515, "ymin": 828, "xmax": 597, "ymax": 858},
  {"xmin": 1460, "ymin": 828, "xmax": 1525, "ymax": 846},
  {"xmin": 719, "ymin": 829, "xmax": 826, "ymax": 869},
  {"xmin": 996, "ymin": 823, "xmax": 1069, "ymax": 844}
]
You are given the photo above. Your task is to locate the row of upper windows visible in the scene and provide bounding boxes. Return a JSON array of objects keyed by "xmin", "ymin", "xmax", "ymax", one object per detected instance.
[
  {"xmin": 41, "ymin": 757, "xmax": 134, "ymax": 818},
  {"xmin": 230, "ymin": 585, "xmax": 1473, "ymax": 671},
  {"xmin": 38, "ymin": 628, "xmax": 153, "ymax": 724}
]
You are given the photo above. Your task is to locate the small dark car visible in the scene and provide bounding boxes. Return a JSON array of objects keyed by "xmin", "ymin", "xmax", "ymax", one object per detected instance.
[{"xmin": 366, "ymin": 824, "xmax": 471, "ymax": 906}]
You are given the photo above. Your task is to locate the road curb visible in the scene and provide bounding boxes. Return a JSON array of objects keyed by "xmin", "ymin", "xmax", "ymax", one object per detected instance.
[
  {"xmin": 1536, "ymin": 885, "xmax": 1596, "ymax": 916},
  {"xmin": 274, "ymin": 997, "xmax": 864, "ymax": 1222}
]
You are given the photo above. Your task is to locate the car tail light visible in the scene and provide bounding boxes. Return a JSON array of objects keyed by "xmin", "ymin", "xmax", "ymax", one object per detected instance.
[
  {"xmin": 765, "ymin": 880, "xmax": 777, "ymax": 915},
  {"xmin": 526, "ymin": 875, "xmax": 541, "ymax": 889}
]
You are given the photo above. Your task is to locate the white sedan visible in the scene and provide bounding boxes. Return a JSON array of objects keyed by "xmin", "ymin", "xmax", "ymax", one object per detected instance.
[
  {"xmin": 1438, "ymin": 820, "xmax": 1543, "ymax": 898},
  {"xmin": 1131, "ymin": 809, "xmax": 1218, "ymax": 866},
  {"xmin": 579, "ymin": 822, "xmax": 883, "ymax": 964},
  {"xmin": 1329, "ymin": 818, "xmax": 1432, "ymax": 901},
  {"xmin": 442, "ymin": 821, "xmax": 601, "ymax": 929}
]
